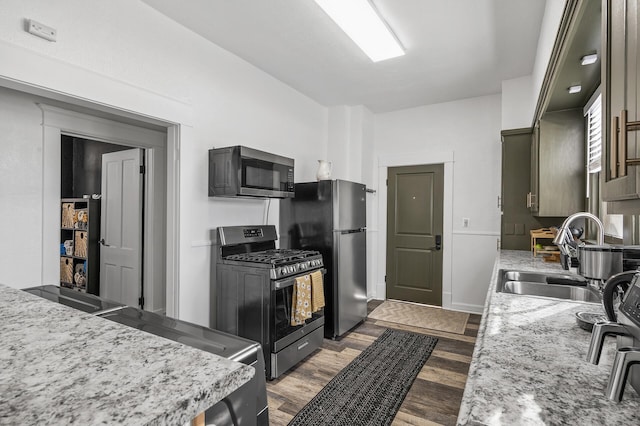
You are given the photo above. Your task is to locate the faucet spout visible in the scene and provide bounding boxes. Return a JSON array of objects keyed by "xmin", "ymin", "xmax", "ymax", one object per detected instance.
[{"xmin": 552, "ymin": 212, "xmax": 605, "ymax": 255}]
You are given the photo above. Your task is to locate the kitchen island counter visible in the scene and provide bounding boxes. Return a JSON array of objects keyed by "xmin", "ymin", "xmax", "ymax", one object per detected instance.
[
  {"xmin": 0, "ymin": 283, "xmax": 254, "ymax": 425},
  {"xmin": 457, "ymin": 250, "xmax": 640, "ymax": 425}
]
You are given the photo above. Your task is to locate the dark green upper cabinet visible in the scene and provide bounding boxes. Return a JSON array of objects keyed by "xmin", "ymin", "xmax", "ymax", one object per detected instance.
[
  {"xmin": 530, "ymin": 110, "xmax": 585, "ymax": 217},
  {"xmin": 602, "ymin": 0, "xmax": 640, "ymax": 201},
  {"xmin": 535, "ymin": 0, "xmax": 602, "ymax": 117}
]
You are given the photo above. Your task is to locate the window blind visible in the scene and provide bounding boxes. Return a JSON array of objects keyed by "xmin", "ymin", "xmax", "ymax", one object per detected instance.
[{"xmin": 586, "ymin": 93, "xmax": 602, "ymax": 174}]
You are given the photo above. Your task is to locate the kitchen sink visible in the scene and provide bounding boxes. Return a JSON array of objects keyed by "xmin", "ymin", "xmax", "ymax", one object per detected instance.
[{"xmin": 496, "ymin": 269, "xmax": 601, "ymax": 303}]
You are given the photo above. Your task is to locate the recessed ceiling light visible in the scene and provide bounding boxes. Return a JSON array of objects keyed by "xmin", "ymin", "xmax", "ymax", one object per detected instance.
[
  {"xmin": 568, "ymin": 85, "xmax": 582, "ymax": 94},
  {"xmin": 580, "ymin": 53, "xmax": 598, "ymax": 65},
  {"xmin": 314, "ymin": 0, "xmax": 405, "ymax": 62}
]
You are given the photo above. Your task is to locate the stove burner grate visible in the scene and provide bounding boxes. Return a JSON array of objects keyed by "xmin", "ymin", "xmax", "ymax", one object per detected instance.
[{"xmin": 224, "ymin": 249, "xmax": 320, "ymax": 265}]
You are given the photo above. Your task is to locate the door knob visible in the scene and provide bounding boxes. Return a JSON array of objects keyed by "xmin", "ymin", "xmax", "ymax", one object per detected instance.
[{"xmin": 98, "ymin": 239, "xmax": 111, "ymax": 247}]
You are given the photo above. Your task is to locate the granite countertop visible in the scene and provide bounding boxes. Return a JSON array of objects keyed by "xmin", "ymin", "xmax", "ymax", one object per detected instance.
[
  {"xmin": 457, "ymin": 250, "xmax": 640, "ymax": 425},
  {"xmin": 0, "ymin": 284, "xmax": 254, "ymax": 425}
]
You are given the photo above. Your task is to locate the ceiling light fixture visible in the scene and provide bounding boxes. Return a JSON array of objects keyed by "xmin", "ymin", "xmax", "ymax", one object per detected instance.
[
  {"xmin": 568, "ymin": 85, "xmax": 582, "ymax": 94},
  {"xmin": 314, "ymin": 0, "xmax": 405, "ymax": 62},
  {"xmin": 580, "ymin": 53, "xmax": 598, "ymax": 65}
]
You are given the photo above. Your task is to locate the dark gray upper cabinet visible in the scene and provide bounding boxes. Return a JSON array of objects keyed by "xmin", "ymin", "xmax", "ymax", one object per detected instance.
[
  {"xmin": 530, "ymin": 110, "xmax": 586, "ymax": 217},
  {"xmin": 602, "ymin": 0, "xmax": 640, "ymax": 201}
]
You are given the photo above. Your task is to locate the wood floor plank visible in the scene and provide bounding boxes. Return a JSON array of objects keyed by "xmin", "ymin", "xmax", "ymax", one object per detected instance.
[
  {"xmin": 265, "ymin": 301, "xmax": 481, "ymax": 425},
  {"xmin": 392, "ymin": 410, "xmax": 442, "ymax": 426},
  {"xmin": 417, "ymin": 365, "xmax": 469, "ymax": 389},
  {"xmin": 431, "ymin": 349, "xmax": 472, "ymax": 364}
]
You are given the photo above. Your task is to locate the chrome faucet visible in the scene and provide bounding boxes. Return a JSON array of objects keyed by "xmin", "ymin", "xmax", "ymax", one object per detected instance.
[{"xmin": 552, "ymin": 212, "xmax": 605, "ymax": 256}]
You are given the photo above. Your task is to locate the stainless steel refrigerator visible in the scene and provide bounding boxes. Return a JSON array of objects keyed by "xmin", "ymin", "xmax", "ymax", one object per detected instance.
[{"xmin": 280, "ymin": 179, "xmax": 367, "ymax": 339}]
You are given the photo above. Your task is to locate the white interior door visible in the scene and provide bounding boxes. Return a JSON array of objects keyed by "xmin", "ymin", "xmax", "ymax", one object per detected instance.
[{"xmin": 100, "ymin": 148, "xmax": 143, "ymax": 307}]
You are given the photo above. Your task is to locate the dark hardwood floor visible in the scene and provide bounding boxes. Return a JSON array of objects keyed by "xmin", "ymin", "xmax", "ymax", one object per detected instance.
[{"xmin": 266, "ymin": 300, "xmax": 481, "ymax": 425}]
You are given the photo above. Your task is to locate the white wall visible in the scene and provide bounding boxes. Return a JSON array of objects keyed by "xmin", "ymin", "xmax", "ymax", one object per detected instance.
[
  {"xmin": 371, "ymin": 94, "xmax": 502, "ymax": 313},
  {"xmin": 502, "ymin": 75, "xmax": 535, "ymax": 129},
  {"xmin": 0, "ymin": 0, "xmax": 327, "ymax": 327},
  {"xmin": 500, "ymin": 0, "xmax": 567, "ymax": 129},
  {"xmin": 532, "ymin": 0, "xmax": 568, "ymax": 104},
  {"xmin": 0, "ymin": 88, "xmax": 44, "ymax": 288}
]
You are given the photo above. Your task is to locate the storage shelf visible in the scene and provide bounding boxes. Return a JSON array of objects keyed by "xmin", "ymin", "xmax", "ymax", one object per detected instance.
[
  {"xmin": 60, "ymin": 198, "xmax": 99, "ymax": 295},
  {"xmin": 530, "ymin": 228, "xmax": 558, "ymax": 257}
]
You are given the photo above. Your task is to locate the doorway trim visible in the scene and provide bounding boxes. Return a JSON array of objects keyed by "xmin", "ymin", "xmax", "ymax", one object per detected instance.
[
  {"xmin": 39, "ymin": 104, "xmax": 178, "ymax": 315},
  {"xmin": 376, "ymin": 150, "xmax": 454, "ymax": 310}
]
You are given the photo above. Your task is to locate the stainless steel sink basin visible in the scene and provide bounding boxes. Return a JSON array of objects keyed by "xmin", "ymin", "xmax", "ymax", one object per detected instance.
[{"xmin": 496, "ymin": 269, "xmax": 601, "ymax": 303}]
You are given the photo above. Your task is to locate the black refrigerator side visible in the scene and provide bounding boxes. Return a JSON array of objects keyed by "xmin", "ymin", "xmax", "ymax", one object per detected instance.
[
  {"xmin": 280, "ymin": 181, "xmax": 336, "ymax": 337},
  {"xmin": 280, "ymin": 180, "xmax": 367, "ymax": 339}
]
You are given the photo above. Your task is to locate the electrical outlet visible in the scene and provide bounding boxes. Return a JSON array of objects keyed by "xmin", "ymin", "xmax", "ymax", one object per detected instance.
[
  {"xmin": 462, "ymin": 217, "xmax": 470, "ymax": 228},
  {"xmin": 26, "ymin": 19, "xmax": 57, "ymax": 42}
]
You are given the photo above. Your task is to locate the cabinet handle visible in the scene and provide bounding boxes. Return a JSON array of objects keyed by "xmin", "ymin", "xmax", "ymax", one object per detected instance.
[
  {"xmin": 611, "ymin": 115, "xmax": 619, "ymax": 179},
  {"xmin": 526, "ymin": 192, "xmax": 537, "ymax": 208},
  {"xmin": 612, "ymin": 109, "xmax": 640, "ymax": 178},
  {"xmin": 620, "ymin": 109, "xmax": 627, "ymax": 177}
]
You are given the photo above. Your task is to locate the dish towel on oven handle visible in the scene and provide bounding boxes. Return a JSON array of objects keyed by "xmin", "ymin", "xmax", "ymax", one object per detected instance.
[
  {"xmin": 291, "ymin": 274, "xmax": 312, "ymax": 326},
  {"xmin": 310, "ymin": 269, "xmax": 325, "ymax": 312}
]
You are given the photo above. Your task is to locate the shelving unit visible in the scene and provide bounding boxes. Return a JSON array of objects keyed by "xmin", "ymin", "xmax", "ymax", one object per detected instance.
[
  {"xmin": 60, "ymin": 198, "xmax": 100, "ymax": 294},
  {"xmin": 530, "ymin": 228, "xmax": 561, "ymax": 261}
]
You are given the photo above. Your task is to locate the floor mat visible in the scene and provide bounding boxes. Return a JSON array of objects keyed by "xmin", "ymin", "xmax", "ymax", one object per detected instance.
[{"xmin": 368, "ymin": 300, "xmax": 469, "ymax": 334}]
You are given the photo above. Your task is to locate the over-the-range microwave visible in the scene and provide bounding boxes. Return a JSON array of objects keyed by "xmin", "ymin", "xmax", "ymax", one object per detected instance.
[{"xmin": 208, "ymin": 145, "xmax": 295, "ymax": 198}]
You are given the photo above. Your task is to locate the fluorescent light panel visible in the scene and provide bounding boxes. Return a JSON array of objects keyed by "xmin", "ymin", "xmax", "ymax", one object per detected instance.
[
  {"xmin": 314, "ymin": 0, "xmax": 405, "ymax": 62},
  {"xmin": 568, "ymin": 85, "xmax": 582, "ymax": 94},
  {"xmin": 580, "ymin": 53, "xmax": 598, "ymax": 65}
]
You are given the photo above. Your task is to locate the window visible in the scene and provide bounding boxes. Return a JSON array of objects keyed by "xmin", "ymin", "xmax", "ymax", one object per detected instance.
[{"xmin": 585, "ymin": 92, "xmax": 602, "ymax": 174}]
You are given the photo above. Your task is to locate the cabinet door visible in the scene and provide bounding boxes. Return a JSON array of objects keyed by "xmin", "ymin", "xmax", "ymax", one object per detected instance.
[
  {"xmin": 537, "ymin": 110, "xmax": 585, "ymax": 216},
  {"xmin": 530, "ymin": 123, "xmax": 540, "ymax": 215},
  {"xmin": 602, "ymin": 0, "xmax": 640, "ymax": 200},
  {"xmin": 501, "ymin": 130, "xmax": 534, "ymax": 250}
]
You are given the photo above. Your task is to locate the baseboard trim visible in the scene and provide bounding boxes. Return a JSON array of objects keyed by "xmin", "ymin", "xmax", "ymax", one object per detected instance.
[{"xmin": 450, "ymin": 302, "xmax": 484, "ymax": 315}]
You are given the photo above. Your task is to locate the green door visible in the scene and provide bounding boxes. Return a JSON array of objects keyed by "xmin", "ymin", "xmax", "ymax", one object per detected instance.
[{"xmin": 386, "ymin": 164, "xmax": 444, "ymax": 306}]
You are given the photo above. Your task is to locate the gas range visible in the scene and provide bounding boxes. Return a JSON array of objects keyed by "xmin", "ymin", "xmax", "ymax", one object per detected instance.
[{"xmin": 215, "ymin": 225, "xmax": 326, "ymax": 380}]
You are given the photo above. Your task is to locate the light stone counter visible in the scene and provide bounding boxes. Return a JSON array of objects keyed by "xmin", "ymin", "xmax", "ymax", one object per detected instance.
[
  {"xmin": 0, "ymin": 284, "xmax": 254, "ymax": 425},
  {"xmin": 457, "ymin": 250, "xmax": 640, "ymax": 425}
]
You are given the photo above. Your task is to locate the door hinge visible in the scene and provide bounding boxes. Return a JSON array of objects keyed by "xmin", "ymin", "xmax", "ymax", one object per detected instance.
[
  {"xmin": 140, "ymin": 165, "xmax": 145, "ymax": 174},
  {"xmin": 138, "ymin": 296, "xmax": 144, "ymax": 308},
  {"xmin": 384, "ymin": 275, "xmax": 387, "ymax": 282},
  {"xmin": 386, "ymin": 179, "xmax": 388, "ymax": 186}
]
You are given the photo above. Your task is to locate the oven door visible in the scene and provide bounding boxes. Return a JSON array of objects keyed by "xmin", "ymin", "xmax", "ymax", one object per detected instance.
[{"xmin": 271, "ymin": 269, "xmax": 326, "ymax": 352}]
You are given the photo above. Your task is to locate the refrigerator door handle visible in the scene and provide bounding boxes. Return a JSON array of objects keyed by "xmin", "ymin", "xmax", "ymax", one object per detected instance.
[{"xmin": 339, "ymin": 228, "xmax": 366, "ymax": 234}]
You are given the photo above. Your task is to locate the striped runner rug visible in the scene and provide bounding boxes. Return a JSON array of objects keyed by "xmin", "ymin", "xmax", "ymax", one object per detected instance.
[{"xmin": 288, "ymin": 329, "xmax": 438, "ymax": 426}]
